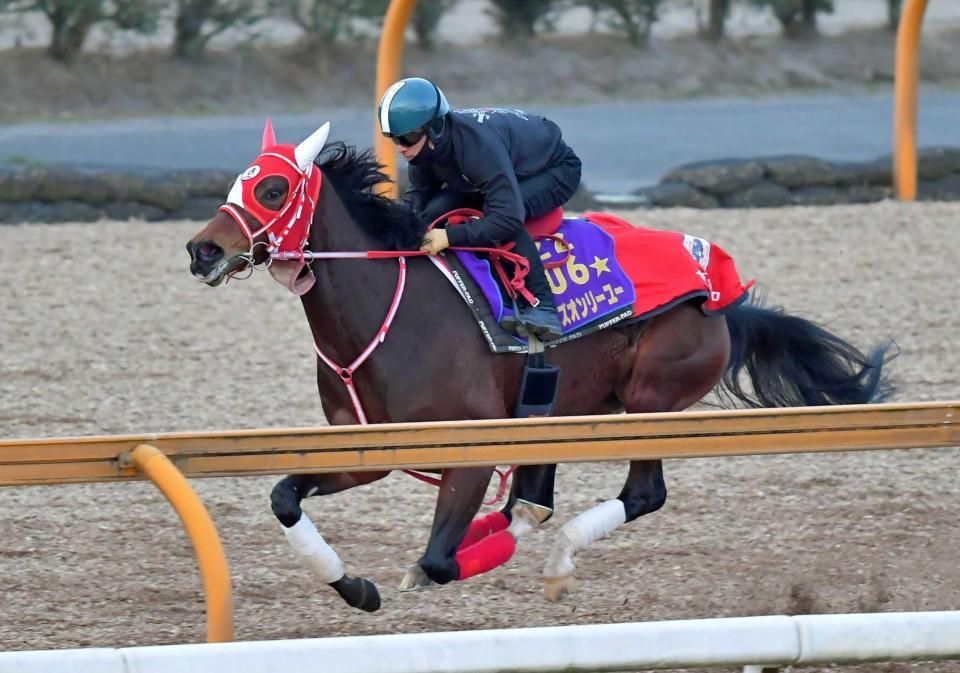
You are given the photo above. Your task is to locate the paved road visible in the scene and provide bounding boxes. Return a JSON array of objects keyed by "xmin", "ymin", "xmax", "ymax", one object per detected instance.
[{"xmin": 1, "ymin": 90, "xmax": 958, "ymax": 194}]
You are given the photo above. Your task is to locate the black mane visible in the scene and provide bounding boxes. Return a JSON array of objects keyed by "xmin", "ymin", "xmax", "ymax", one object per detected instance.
[{"xmin": 317, "ymin": 142, "xmax": 427, "ymax": 250}]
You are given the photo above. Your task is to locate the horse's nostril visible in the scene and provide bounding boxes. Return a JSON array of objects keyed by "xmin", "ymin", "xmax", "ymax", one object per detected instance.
[{"xmin": 197, "ymin": 242, "xmax": 223, "ymax": 262}]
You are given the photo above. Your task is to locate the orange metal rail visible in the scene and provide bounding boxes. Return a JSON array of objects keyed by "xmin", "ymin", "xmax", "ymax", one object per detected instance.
[
  {"xmin": 3, "ymin": 402, "xmax": 957, "ymax": 487},
  {"xmin": 374, "ymin": 0, "xmax": 419, "ymax": 197},
  {"xmin": 130, "ymin": 445, "xmax": 234, "ymax": 642},
  {"xmin": 894, "ymin": 0, "xmax": 930, "ymax": 201},
  {"xmin": 3, "ymin": 401, "xmax": 957, "ymax": 644}
]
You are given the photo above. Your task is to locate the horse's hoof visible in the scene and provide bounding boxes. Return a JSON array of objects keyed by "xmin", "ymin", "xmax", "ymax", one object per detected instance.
[
  {"xmin": 544, "ymin": 574, "xmax": 573, "ymax": 602},
  {"xmin": 398, "ymin": 562, "xmax": 435, "ymax": 592},
  {"xmin": 331, "ymin": 574, "xmax": 381, "ymax": 612}
]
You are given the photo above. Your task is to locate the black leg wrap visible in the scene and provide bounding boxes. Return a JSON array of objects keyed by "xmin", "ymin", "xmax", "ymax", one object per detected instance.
[
  {"xmin": 270, "ymin": 477, "xmax": 303, "ymax": 528},
  {"xmin": 330, "ymin": 575, "xmax": 381, "ymax": 612},
  {"xmin": 421, "ymin": 553, "xmax": 460, "ymax": 585}
]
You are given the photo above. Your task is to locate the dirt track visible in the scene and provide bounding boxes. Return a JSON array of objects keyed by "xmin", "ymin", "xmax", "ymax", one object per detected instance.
[{"xmin": 1, "ymin": 202, "xmax": 959, "ymax": 670}]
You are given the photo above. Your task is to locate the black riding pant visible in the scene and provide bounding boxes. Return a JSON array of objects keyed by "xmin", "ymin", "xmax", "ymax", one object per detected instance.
[{"xmin": 419, "ymin": 144, "xmax": 582, "ymax": 309}]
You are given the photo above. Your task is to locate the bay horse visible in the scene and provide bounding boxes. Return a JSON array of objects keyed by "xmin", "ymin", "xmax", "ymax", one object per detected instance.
[{"xmin": 186, "ymin": 123, "xmax": 894, "ymax": 611}]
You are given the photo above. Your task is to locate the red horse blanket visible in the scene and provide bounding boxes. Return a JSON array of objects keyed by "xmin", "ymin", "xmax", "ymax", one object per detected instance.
[
  {"xmin": 445, "ymin": 212, "xmax": 753, "ymax": 354},
  {"xmin": 584, "ymin": 212, "xmax": 753, "ymax": 317}
]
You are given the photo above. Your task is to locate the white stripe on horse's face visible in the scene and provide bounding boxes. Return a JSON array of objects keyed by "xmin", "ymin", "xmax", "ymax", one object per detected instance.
[{"xmin": 226, "ymin": 174, "xmax": 245, "ymax": 209}]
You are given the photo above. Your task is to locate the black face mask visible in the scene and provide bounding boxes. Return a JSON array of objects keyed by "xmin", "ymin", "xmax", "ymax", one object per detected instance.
[{"xmin": 408, "ymin": 141, "xmax": 437, "ymax": 167}]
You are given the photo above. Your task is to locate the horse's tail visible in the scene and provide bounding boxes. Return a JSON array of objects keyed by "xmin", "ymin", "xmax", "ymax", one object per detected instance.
[{"xmin": 720, "ymin": 295, "xmax": 898, "ymax": 408}]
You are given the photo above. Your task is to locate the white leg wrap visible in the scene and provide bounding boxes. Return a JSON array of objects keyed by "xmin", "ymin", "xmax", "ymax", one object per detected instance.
[
  {"xmin": 544, "ymin": 499, "xmax": 626, "ymax": 578},
  {"xmin": 283, "ymin": 514, "xmax": 345, "ymax": 584}
]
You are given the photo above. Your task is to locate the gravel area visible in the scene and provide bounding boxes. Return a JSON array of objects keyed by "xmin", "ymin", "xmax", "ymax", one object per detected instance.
[{"xmin": 1, "ymin": 201, "xmax": 959, "ymax": 671}]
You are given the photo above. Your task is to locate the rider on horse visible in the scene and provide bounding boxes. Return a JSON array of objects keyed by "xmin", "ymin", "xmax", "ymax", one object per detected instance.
[{"xmin": 378, "ymin": 76, "xmax": 582, "ymax": 341}]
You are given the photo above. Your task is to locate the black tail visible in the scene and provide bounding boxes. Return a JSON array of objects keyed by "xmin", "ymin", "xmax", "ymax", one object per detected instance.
[{"xmin": 721, "ymin": 295, "xmax": 897, "ymax": 408}]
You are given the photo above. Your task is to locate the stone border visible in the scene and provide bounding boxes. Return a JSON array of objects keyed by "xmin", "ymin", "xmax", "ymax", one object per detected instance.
[
  {"xmin": 629, "ymin": 147, "xmax": 960, "ymax": 209},
  {"xmin": 2, "ymin": 147, "xmax": 960, "ymax": 223}
]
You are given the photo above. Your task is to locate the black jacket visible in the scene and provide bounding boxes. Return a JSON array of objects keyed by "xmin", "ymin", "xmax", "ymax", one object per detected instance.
[{"xmin": 402, "ymin": 108, "xmax": 566, "ymax": 247}]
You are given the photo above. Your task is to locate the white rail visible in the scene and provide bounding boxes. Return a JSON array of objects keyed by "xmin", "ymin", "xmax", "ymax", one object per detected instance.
[{"xmin": 3, "ymin": 611, "xmax": 959, "ymax": 673}]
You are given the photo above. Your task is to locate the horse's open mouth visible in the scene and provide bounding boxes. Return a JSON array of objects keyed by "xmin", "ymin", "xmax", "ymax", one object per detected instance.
[{"xmin": 197, "ymin": 254, "xmax": 249, "ymax": 286}]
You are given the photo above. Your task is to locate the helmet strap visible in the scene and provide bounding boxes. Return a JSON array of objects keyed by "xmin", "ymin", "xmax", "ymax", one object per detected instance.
[{"xmin": 425, "ymin": 114, "xmax": 446, "ymax": 143}]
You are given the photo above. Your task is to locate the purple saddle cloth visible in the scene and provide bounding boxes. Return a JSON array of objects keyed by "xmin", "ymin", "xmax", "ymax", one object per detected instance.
[{"xmin": 449, "ymin": 217, "xmax": 637, "ymax": 354}]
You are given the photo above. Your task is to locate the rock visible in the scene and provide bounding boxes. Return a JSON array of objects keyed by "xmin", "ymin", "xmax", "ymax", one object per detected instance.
[
  {"xmin": 764, "ymin": 155, "xmax": 838, "ymax": 188},
  {"xmin": 662, "ymin": 158, "xmax": 765, "ymax": 195},
  {"xmin": 918, "ymin": 173, "xmax": 960, "ymax": 201},
  {"xmin": 830, "ymin": 157, "xmax": 893, "ymax": 187},
  {"xmin": 0, "ymin": 200, "xmax": 100, "ymax": 223},
  {"xmin": 845, "ymin": 185, "xmax": 891, "ymax": 203},
  {"xmin": 178, "ymin": 170, "xmax": 237, "ymax": 199},
  {"xmin": 33, "ymin": 167, "xmax": 115, "ymax": 204},
  {"xmin": 792, "ymin": 185, "xmax": 888, "ymax": 206},
  {"xmin": 137, "ymin": 173, "xmax": 188, "ymax": 211},
  {"xmin": 791, "ymin": 186, "xmax": 843, "ymax": 206},
  {"xmin": 0, "ymin": 167, "xmax": 41, "ymax": 202},
  {"xmin": 98, "ymin": 172, "xmax": 149, "ymax": 201},
  {"xmin": 173, "ymin": 197, "xmax": 223, "ymax": 221},
  {"xmin": 566, "ymin": 183, "xmax": 600, "ymax": 211},
  {"xmin": 594, "ymin": 193, "xmax": 650, "ymax": 210},
  {"xmin": 721, "ymin": 180, "xmax": 794, "ymax": 208},
  {"xmin": 917, "ymin": 147, "xmax": 960, "ymax": 180},
  {"xmin": 102, "ymin": 201, "xmax": 168, "ymax": 222},
  {"xmin": 634, "ymin": 182, "xmax": 719, "ymax": 209}
]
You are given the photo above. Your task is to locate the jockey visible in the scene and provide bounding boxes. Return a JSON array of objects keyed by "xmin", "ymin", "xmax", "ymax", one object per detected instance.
[{"xmin": 378, "ymin": 76, "xmax": 582, "ymax": 341}]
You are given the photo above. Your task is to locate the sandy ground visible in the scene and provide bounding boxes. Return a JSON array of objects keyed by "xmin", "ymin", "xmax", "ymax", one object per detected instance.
[{"xmin": 1, "ymin": 202, "xmax": 960, "ymax": 671}]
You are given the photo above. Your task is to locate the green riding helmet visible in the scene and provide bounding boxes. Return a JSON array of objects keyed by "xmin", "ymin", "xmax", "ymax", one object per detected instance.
[{"xmin": 378, "ymin": 77, "xmax": 450, "ymax": 139}]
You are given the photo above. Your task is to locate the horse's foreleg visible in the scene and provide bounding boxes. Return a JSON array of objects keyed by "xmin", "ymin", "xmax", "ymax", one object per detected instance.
[
  {"xmin": 543, "ymin": 460, "xmax": 666, "ymax": 602},
  {"xmin": 271, "ymin": 471, "xmax": 389, "ymax": 612},
  {"xmin": 410, "ymin": 465, "xmax": 503, "ymax": 585}
]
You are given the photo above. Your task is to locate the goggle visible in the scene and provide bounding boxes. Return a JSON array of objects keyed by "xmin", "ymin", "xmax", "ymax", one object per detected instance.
[{"xmin": 388, "ymin": 129, "xmax": 426, "ymax": 147}]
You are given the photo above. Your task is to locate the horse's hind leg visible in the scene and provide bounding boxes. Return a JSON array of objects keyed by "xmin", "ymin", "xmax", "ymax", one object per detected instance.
[
  {"xmin": 543, "ymin": 304, "xmax": 730, "ymax": 601},
  {"xmin": 543, "ymin": 461, "xmax": 665, "ymax": 601},
  {"xmin": 271, "ymin": 470, "xmax": 389, "ymax": 612}
]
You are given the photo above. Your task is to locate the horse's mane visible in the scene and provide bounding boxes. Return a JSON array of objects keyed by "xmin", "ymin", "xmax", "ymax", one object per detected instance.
[{"xmin": 317, "ymin": 142, "xmax": 427, "ymax": 250}]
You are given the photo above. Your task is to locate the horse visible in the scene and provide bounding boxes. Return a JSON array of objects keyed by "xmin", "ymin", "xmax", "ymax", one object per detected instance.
[{"xmin": 185, "ymin": 122, "xmax": 894, "ymax": 611}]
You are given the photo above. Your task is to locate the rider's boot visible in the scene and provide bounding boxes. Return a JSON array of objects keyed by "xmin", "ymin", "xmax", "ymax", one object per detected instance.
[{"xmin": 499, "ymin": 231, "xmax": 563, "ymax": 341}]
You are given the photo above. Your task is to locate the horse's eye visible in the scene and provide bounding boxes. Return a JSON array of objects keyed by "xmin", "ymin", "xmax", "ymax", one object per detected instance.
[{"xmin": 268, "ymin": 189, "xmax": 282, "ymax": 200}]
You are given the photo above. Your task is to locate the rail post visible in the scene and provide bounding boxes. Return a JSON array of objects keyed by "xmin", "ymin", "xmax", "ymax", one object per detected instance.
[
  {"xmin": 128, "ymin": 444, "xmax": 234, "ymax": 642},
  {"xmin": 374, "ymin": 0, "xmax": 419, "ymax": 198},
  {"xmin": 893, "ymin": 0, "xmax": 930, "ymax": 201}
]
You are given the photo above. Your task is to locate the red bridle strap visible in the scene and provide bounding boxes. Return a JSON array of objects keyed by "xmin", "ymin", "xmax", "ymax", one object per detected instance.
[
  {"xmin": 311, "ymin": 256, "xmax": 407, "ymax": 425},
  {"xmin": 290, "ymin": 246, "xmax": 518, "ymax": 505}
]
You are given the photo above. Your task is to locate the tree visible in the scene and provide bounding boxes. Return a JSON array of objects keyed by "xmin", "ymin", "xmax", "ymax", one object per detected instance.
[
  {"xmin": 270, "ymin": 0, "xmax": 389, "ymax": 47},
  {"xmin": 749, "ymin": 0, "xmax": 833, "ymax": 39},
  {"xmin": 173, "ymin": 0, "xmax": 263, "ymax": 60},
  {"xmin": 704, "ymin": 0, "xmax": 731, "ymax": 41},
  {"xmin": 576, "ymin": 0, "xmax": 666, "ymax": 48},
  {"xmin": 411, "ymin": 0, "xmax": 456, "ymax": 51},
  {"xmin": 887, "ymin": 0, "xmax": 902, "ymax": 32},
  {"xmin": 0, "ymin": 0, "xmax": 162, "ymax": 62},
  {"xmin": 487, "ymin": 0, "xmax": 556, "ymax": 40}
]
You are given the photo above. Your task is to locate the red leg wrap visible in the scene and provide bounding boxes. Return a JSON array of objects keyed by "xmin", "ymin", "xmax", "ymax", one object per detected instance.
[
  {"xmin": 458, "ymin": 511, "xmax": 510, "ymax": 550},
  {"xmin": 455, "ymin": 530, "xmax": 516, "ymax": 580}
]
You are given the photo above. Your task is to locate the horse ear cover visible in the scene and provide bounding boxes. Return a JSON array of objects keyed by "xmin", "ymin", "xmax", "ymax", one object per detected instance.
[
  {"xmin": 262, "ymin": 117, "xmax": 277, "ymax": 150},
  {"xmin": 295, "ymin": 122, "xmax": 331, "ymax": 172}
]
